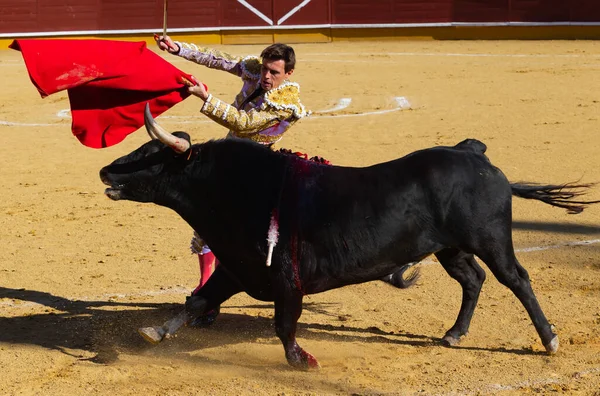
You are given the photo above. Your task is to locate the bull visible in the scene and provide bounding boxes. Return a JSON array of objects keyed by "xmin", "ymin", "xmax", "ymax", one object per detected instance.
[{"xmin": 99, "ymin": 104, "xmax": 599, "ymax": 369}]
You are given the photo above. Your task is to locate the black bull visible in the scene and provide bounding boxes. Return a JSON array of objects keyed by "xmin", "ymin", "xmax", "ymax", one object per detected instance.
[{"xmin": 100, "ymin": 120, "xmax": 598, "ymax": 370}]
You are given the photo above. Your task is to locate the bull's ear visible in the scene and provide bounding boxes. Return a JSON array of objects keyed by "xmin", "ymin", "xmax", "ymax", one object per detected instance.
[{"xmin": 172, "ymin": 132, "xmax": 191, "ymax": 144}]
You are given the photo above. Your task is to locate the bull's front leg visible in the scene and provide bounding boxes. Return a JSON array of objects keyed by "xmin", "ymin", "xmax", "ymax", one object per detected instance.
[
  {"xmin": 138, "ymin": 266, "xmax": 241, "ymax": 344},
  {"xmin": 274, "ymin": 291, "xmax": 320, "ymax": 370}
]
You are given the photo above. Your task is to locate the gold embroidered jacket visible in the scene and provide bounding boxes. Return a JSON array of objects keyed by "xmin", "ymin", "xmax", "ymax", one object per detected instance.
[{"xmin": 174, "ymin": 41, "xmax": 310, "ymax": 145}]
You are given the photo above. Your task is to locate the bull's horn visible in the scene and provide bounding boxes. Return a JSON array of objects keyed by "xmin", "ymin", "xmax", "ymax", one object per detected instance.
[{"xmin": 144, "ymin": 103, "xmax": 190, "ymax": 153}]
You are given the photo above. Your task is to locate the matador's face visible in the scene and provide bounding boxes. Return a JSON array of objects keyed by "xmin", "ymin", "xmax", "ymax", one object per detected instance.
[{"xmin": 260, "ymin": 58, "xmax": 294, "ymax": 91}]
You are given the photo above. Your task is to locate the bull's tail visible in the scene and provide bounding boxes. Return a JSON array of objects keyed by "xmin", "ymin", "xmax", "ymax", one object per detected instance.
[
  {"xmin": 381, "ymin": 263, "xmax": 420, "ymax": 289},
  {"xmin": 510, "ymin": 182, "xmax": 600, "ymax": 214}
]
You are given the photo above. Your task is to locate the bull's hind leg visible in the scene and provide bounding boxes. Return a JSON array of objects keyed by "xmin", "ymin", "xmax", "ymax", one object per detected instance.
[
  {"xmin": 477, "ymin": 243, "xmax": 558, "ymax": 354},
  {"xmin": 274, "ymin": 292, "xmax": 320, "ymax": 370},
  {"xmin": 435, "ymin": 248, "xmax": 486, "ymax": 346}
]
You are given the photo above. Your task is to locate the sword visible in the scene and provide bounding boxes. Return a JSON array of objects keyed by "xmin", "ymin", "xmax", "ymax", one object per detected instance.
[
  {"xmin": 162, "ymin": 0, "xmax": 168, "ymax": 38},
  {"xmin": 154, "ymin": 0, "xmax": 170, "ymax": 48}
]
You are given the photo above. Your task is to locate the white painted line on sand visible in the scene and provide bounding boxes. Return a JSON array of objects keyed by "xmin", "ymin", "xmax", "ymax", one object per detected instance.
[
  {"xmin": 517, "ymin": 238, "xmax": 600, "ymax": 253},
  {"xmin": 56, "ymin": 109, "xmax": 71, "ymax": 118},
  {"xmin": 303, "ymin": 52, "xmax": 600, "ymax": 59},
  {"xmin": 304, "ymin": 59, "xmax": 407, "ymax": 64},
  {"xmin": 419, "ymin": 238, "xmax": 600, "ymax": 266},
  {"xmin": 307, "ymin": 96, "xmax": 411, "ymax": 119},
  {"xmin": 470, "ymin": 366, "xmax": 600, "ymax": 395},
  {"xmin": 1, "ymin": 238, "xmax": 599, "ymax": 311},
  {"xmin": 0, "ymin": 120, "xmax": 61, "ymax": 127},
  {"xmin": 315, "ymin": 98, "xmax": 352, "ymax": 113},
  {"xmin": 2, "ymin": 96, "xmax": 406, "ymax": 127}
]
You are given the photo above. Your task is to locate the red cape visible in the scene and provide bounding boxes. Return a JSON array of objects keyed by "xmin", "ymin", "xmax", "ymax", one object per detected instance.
[{"xmin": 11, "ymin": 39, "xmax": 198, "ymax": 148}]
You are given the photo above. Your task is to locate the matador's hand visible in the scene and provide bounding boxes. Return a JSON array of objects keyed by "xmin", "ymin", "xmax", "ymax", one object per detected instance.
[
  {"xmin": 186, "ymin": 76, "xmax": 210, "ymax": 101},
  {"xmin": 154, "ymin": 34, "xmax": 179, "ymax": 54}
]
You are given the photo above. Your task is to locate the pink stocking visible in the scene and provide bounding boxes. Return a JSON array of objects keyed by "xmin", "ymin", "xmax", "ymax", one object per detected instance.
[{"xmin": 192, "ymin": 251, "xmax": 219, "ymax": 295}]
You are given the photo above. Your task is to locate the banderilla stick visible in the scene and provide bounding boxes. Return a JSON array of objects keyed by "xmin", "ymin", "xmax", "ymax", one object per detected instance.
[{"xmin": 138, "ymin": 309, "xmax": 191, "ymax": 344}]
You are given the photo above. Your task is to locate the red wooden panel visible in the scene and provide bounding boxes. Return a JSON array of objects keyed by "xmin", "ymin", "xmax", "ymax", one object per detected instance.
[
  {"xmin": 332, "ymin": 0, "xmax": 392, "ymax": 23},
  {"xmin": 98, "ymin": 0, "xmax": 220, "ymax": 31},
  {"xmin": 393, "ymin": 0, "xmax": 452, "ymax": 23},
  {"xmin": 98, "ymin": 0, "xmax": 156, "ymax": 30},
  {"xmin": 220, "ymin": 0, "xmax": 274, "ymax": 27},
  {"xmin": 273, "ymin": 0, "xmax": 330, "ymax": 26},
  {"xmin": 570, "ymin": 0, "xmax": 600, "ymax": 22},
  {"xmin": 0, "ymin": 0, "xmax": 37, "ymax": 32},
  {"xmin": 509, "ymin": 0, "xmax": 570, "ymax": 22},
  {"xmin": 37, "ymin": 0, "xmax": 98, "ymax": 31},
  {"xmin": 453, "ymin": 0, "xmax": 508, "ymax": 22},
  {"xmin": 331, "ymin": 0, "xmax": 453, "ymax": 24},
  {"xmin": 164, "ymin": 0, "xmax": 220, "ymax": 29}
]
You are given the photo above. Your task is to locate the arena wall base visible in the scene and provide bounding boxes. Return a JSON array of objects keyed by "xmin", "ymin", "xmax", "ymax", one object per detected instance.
[{"xmin": 3, "ymin": 26, "xmax": 600, "ymax": 49}]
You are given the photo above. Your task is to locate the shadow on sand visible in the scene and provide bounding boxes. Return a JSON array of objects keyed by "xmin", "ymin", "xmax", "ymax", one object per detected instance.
[{"xmin": 0, "ymin": 286, "xmax": 546, "ymax": 367}]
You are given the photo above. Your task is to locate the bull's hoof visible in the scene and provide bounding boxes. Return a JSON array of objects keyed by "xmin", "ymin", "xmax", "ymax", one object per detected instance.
[
  {"xmin": 287, "ymin": 348, "xmax": 321, "ymax": 370},
  {"xmin": 544, "ymin": 335, "xmax": 559, "ymax": 355},
  {"xmin": 138, "ymin": 326, "xmax": 165, "ymax": 344},
  {"xmin": 441, "ymin": 334, "xmax": 462, "ymax": 347},
  {"xmin": 304, "ymin": 351, "xmax": 321, "ymax": 370}
]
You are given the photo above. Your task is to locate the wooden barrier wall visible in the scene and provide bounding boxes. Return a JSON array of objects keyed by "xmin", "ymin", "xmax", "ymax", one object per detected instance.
[{"xmin": 1, "ymin": 0, "xmax": 600, "ymax": 45}]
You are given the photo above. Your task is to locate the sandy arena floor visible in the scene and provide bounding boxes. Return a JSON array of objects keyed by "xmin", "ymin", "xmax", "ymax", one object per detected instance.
[{"xmin": 1, "ymin": 40, "xmax": 600, "ymax": 395}]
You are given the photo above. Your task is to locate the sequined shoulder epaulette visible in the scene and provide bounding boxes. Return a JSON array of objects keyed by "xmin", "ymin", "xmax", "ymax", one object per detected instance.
[
  {"xmin": 263, "ymin": 82, "xmax": 310, "ymax": 119},
  {"xmin": 240, "ymin": 56, "xmax": 261, "ymax": 80}
]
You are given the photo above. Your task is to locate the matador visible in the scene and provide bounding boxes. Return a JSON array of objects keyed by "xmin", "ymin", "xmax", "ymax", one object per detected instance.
[{"xmin": 156, "ymin": 35, "xmax": 310, "ymax": 325}]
